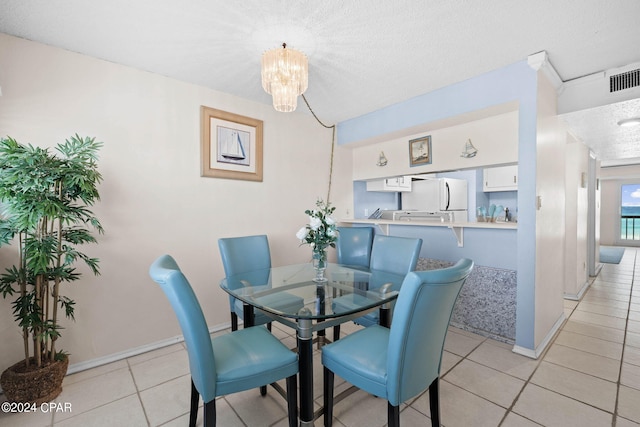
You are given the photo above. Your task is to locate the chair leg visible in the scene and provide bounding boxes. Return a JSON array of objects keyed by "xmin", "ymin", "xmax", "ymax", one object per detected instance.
[
  {"xmin": 260, "ymin": 385, "xmax": 267, "ymax": 396},
  {"xmin": 203, "ymin": 399, "xmax": 216, "ymax": 427},
  {"xmin": 286, "ymin": 374, "xmax": 298, "ymax": 427},
  {"xmin": 333, "ymin": 325, "xmax": 340, "ymax": 341},
  {"xmin": 388, "ymin": 402, "xmax": 400, "ymax": 427},
  {"xmin": 429, "ymin": 377, "xmax": 441, "ymax": 427},
  {"xmin": 323, "ymin": 367, "xmax": 335, "ymax": 427},
  {"xmin": 189, "ymin": 379, "xmax": 199, "ymax": 427},
  {"xmin": 267, "ymin": 322, "xmax": 272, "ymax": 332},
  {"xmin": 231, "ymin": 312, "xmax": 238, "ymax": 331}
]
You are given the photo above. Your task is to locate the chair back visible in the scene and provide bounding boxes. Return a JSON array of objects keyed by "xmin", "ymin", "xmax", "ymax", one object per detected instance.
[
  {"xmin": 369, "ymin": 235, "xmax": 422, "ymax": 276},
  {"xmin": 218, "ymin": 235, "xmax": 272, "ymax": 309},
  {"xmin": 386, "ymin": 258, "xmax": 473, "ymax": 406},
  {"xmin": 149, "ymin": 255, "xmax": 217, "ymax": 403},
  {"xmin": 218, "ymin": 235, "xmax": 271, "ymax": 276},
  {"xmin": 336, "ymin": 226, "xmax": 374, "ymax": 268}
]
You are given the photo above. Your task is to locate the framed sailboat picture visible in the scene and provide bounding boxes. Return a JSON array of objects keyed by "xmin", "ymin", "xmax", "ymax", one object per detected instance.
[
  {"xmin": 200, "ymin": 106, "xmax": 263, "ymax": 181},
  {"xmin": 409, "ymin": 135, "xmax": 432, "ymax": 167}
]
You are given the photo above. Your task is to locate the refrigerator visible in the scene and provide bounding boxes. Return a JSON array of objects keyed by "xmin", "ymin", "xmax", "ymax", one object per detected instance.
[{"xmin": 401, "ymin": 178, "xmax": 468, "ymax": 221}]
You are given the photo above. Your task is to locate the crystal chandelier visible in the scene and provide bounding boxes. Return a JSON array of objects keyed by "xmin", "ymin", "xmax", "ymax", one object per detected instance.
[{"xmin": 261, "ymin": 43, "xmax": 308, "ymax": 112}]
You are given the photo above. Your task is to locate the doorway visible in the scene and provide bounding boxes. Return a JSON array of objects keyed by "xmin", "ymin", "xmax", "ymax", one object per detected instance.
[{"xmin": 619, "ymin": 183, "xmax": 640, "ymax": 244}]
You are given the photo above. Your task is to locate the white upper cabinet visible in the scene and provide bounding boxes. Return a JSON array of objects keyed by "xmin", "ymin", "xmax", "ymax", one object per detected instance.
[
  {"xmin": 366, "ymin": 176, "xmax": 412, "ymax": 192},
  {"xmin": 483, "ymin": 165, "xmax": 518, "ymax": 192}
]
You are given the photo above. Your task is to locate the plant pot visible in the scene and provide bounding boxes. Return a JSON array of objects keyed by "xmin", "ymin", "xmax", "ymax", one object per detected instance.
[{"xmin": 0, "ymin": 355, "xmax": 69, "ymax": 404}]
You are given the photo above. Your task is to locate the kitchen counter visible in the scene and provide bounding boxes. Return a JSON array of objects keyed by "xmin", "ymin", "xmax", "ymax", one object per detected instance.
[
  {"xmin": 340, "ymin": 218, "xmax": 516, "ymax": 247},
  {"xmin": 341, "ymin": 218, "xmax": 517, "ymax": 229}
]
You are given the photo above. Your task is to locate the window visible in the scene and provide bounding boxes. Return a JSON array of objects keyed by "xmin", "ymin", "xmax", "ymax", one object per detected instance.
[{"xmin": 620, "ymin": 183, "xmax": 640, "ymax": 241}]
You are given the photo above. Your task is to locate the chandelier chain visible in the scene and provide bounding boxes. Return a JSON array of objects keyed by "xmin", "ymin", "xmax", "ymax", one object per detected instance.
[{"xmin": 302, "ymin": 94, "xmax": 336, "ymax": 204}]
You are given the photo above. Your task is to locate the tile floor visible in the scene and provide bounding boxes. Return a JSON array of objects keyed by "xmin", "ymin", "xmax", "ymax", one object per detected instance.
[{"xmin": 2, "ymin": 248, "xmax": 640, "ymax": 426}]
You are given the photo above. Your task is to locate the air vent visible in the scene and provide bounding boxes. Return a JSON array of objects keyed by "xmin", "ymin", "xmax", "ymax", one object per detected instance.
[{"xmin": 609, "ymin": 68, "xmax": 640, "ymax": 92}]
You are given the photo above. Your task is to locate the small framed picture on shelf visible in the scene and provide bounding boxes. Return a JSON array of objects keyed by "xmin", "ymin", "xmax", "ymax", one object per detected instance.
[
  {"xmin": 409, "ymin": 135, "xmax": 432, "ymax": 167},
  {"xmin": 200, "ymin": 106, "xmax": 263, "ymax": 181}
]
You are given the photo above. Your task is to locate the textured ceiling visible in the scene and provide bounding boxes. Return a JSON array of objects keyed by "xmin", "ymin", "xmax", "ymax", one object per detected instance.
[{"xmin": 1, "ymin": 0, "xmax": 639, "ymax": 163}]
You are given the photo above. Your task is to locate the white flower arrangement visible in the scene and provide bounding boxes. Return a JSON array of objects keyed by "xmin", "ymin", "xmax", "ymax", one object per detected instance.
[{"xmin": 296, "ymin": 199, "xmax": 338, "ymax": 268}]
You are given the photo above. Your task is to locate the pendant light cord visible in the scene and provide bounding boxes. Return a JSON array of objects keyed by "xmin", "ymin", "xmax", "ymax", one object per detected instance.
[{"xmin": 301, "ymin": 93, "xmax": 336, "ymax": 204}]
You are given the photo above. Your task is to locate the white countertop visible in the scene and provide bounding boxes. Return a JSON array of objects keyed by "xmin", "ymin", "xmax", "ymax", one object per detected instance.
[{"xmin": 340, "ymin": 218, "xmax": 518, "ymax": 230}]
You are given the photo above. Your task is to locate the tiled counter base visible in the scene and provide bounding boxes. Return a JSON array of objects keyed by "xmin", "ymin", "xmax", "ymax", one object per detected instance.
[{"xmin": 416, "ymin": 258, "xmax": 516, "ymax": 344}]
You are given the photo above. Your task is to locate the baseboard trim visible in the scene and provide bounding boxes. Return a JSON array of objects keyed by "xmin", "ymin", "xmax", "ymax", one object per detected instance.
[
  {"xmin": 564, "ymin": 279, "xmax": 591, "ymax": 301},
  {"xmin": 512, "ymin": 313, "xmax": 565, "ymax": 359},
  {"xmin": 0, "ymin": 322, "xmax": 232, "ymax": 396},
  {"xmin": 66, "ymin": 322, "xmax": 231, "ymax": 375}
]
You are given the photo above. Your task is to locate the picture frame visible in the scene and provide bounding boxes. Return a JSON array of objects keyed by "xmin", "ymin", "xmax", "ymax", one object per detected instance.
[
  {"xmin": 409, "ymin": 135, "xmax": 432, "ymax": 167},
  {"xmin": 200, "ymin": 106, "xmax": 263, "ymax": 181}
]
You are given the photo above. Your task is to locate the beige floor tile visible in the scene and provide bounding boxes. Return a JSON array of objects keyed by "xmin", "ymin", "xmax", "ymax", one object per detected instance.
[
  {"xmin": 561, "ymin": 319, "xmax": 625, "ymax": 343},
  {"xmin": 440, "ymin": 350, "xmax": 463, "ymax": 375},
  {"xmin": 530, "ymin": 361, "xmax": 617, "ymax": 412},
  {"xmin": 467, "ymin": 340, "xmax": 539, "ymax": 380},
  {"xmin": 544, "ymin": 344, "xmax": 620, "ymax": 382},
  {"xmin": 443, "ymin": 329, "xmax": 484, "ymax": 357},
  {"xmin": 224, "ymin": 388, "xmax": 292, "ymax": 427},
  {"xmin": 630, "ymin": 311, "xmax": 640, "ymax": 322},
  {"xmin": 139, "ymin": 374, "xmax": 192, "ymax": 426},
  {"xmin": 583, "ymin": 289, "xmax": 630, "ymax": 303},
  {"xmin": 443, "ymin": 359, "xmax": 524, "ymax": 408},
  {"xmin": 159, "ymin": 399, "xmax": 247, "ymax": 427},
  {"xmin": 52, "ymin": 395, "xmax": 147, "ymax": 427},
  {"xmin": 618, "ymin": 385, "xmax": 640, "ymax": 423},
  {"xmin": 564, "ymin": 299, "xmax": 578, "ymax": 310},
  {"xmin": 54, "ymin": 367, "xmax": 137, "ymax": 422},
  {"xmin": 501, "ymin": 412, "xmax": 544, "ymax": 427},
  {"xmin": 411, "ymin": 381, "xmax": 505, "ymax": 427},
  {"xmin": 513, "ymin": 384, "xmax": 612, "ymax": 427},
  {"xmin": 562, "ymin": 319, "xmax": 625, "ymax": 343},
  {"xmin": 615, "ymin": 416, "xmax": 640, "ymax": 427},
  {"xmin": 0, "ymin": 395, "xmax": 54, "ymax": 427},
  {"xmin": 582, "ymin": 295, "xmax": 630, "ymax": 310},
  {"xmin": 554, "ymin": 330, "xmax": 623, "ymax": 360},
  {"xmin": 629, "ymin": 320, "xmax": 640, "ymax": 334},
  {"xmin": 621, "ymin": 362, "xmax": 640, "ymax": 390},
  {"xmin": 576, "ymin": 301, "xmax": 629, "ymax": 318},
  {"xmin": 328, "ymin": 389, "xmax": 388, "ymax": 427},
  {"xmin": 628, "ymin": 331, "xmax": 640, "ymax": 348},
  {"xmin": 592, "ymin": 277, "xmax": 633, "ymax": 286},
  {"xmin": 64, "ymin": 360, "xmax": 128, "ymax": 386},
  {"xmin": 625, "ymin": 344, "xmax": 640, "ymax": 366},
  {"xmin": 126, "ymin": 343, "xmax": 184, "ymax": 366},
  {"xmin": 569, "ymin": 309, "xmax": 628, "ymax": 330},
  {"xmin": 395, "ymin": 406, "xmax": 431, "ymax": 426},
  {"xmin": 129, "ymin": 348, "xmax": 189, "ymax": 391}
]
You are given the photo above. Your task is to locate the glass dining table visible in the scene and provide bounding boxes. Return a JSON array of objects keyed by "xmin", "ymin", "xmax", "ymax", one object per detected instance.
[{"xmin": 220, "ymin": 262, "xmax": 405, "ymax": 427}]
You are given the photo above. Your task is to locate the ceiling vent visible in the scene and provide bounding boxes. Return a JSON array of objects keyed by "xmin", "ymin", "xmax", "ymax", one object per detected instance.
[{"xmin": 609, "ymin": 68, "xmax": 640, "ymax": 92}]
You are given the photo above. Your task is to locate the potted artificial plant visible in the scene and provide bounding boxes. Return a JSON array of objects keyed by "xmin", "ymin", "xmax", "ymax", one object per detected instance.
[{"xmin": 0, "ymin": 135, "xmax": 103, "ymax": 404}]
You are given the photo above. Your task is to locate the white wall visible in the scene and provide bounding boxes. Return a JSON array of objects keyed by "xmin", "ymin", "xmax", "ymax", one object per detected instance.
[
  {"xmin": 533, "ymin": 71, "xmax": 566, "ymax": 349},
  {"xmin": 351, "ymin": 111, "xmax": 519, "ymax": 181},
  {"xmin": 0, "ymin": 34, "xmax": 353, "ymax": 370},
  {"xmin": 564, "ymin": 135, "xmax": 590, "ymax": 298},
  {"xmin": 599, "ymin": 165, "xmax": 640, "ymax": 246}
]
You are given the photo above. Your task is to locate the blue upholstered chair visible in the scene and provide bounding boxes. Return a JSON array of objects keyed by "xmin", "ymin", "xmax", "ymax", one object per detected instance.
[
  {"xmin": 333, "ymin": 235, "xmax": 422, "ymax": 335},
  {"xmin": 149, "ymin": 255, "xmax": 298, "ymax": 427},
  {"xmin": 369, "ymin": 235, "xmax": 422, "ymax": 277},
  {"xmin": 336, "ymin": 226, "xmax": 374, "ymax": 269},
  {"xmin": 218, "ymin": 235, "xmax": 304, "ymax": 331},
  {"xmin": 322, "ymin": 258, "xmax": 473, "ymax": 427}
]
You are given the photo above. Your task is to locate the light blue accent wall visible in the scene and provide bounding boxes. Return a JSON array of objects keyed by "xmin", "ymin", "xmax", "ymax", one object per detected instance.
[
  {"xmin": 338, "ymin": 60, "xmax": 539, "ymax": 351},
  {"xmin": 352, "ymin": 181, "xmax": 399, "ymax": 219},
  {"xmin": 387, "ymin": 225, "xmax": 517, "ymax": 270}
]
